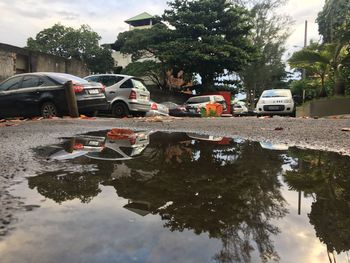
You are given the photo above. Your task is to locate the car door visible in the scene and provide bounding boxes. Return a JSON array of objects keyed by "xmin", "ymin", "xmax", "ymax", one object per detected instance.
[
  {"xmin": 16, "ymin": 75, "xmax": 45, "ymax": 116},
  {"xmin": 0, "ymin": 76, "xmax": 23, "ymax": 118},
  {"xmin": 98, "ymin": 75, "xmax": 124, "ymax": 102}
]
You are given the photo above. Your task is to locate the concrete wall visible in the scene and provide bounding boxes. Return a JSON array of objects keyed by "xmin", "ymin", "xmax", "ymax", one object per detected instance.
[
  {"xmin": 302, "ymin": 98, "xmax": 350, "ymax": 117},
  {"xmin": 0, "ymin": 50, "xmax": 16, "ymax": 81},
  {"xmin": 0, "ymin": 43, "xmax": 89, "ymax": 82}
]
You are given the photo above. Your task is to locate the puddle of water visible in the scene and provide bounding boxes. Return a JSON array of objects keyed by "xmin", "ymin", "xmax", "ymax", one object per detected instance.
[{"xmin": 1, "ymin": 130, "xmax": 350, "ymax": 263}]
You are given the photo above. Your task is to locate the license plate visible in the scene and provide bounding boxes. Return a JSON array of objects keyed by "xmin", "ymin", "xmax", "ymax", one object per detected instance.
[
  {"xmin": 269, "ymin": 106, "xmax": 280, "ymax": 110},
  {"xmin": 88, "ymin": 89, "xmax": 99, "ymax": 94}
]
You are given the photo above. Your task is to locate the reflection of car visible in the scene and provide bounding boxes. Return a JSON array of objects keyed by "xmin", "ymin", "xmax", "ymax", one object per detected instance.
[
  {"xmin": 256, "ymin": 89, "xmax": 295, "ymax": 117},
  {"xmin": 50, "ymin": 136, "xmax": 106, "ymax": 160},
  {"xmin": 184, "ymin": 95, "xmax": 227, "ymax": 113},
  {"xmin": 0, "ymin": 73, "xmax": 108, "ymax": 118},
  {"xmin": 259, "ymin": 142, "xmax": 289, "ymax": 151},
  {"xmin": 146, "ymin": 101, "xmax": 169, "ymax": 117},
  {"xmin": 187, "ymin": 133, "xmax": 224, "ymax": 142},
  {"xmin": 231, "ymin": 101, "xmax": 248, "ymax": 116},
  {"xmin": 162, "ymin": 102, "xmax": 200, "ymax": 117},
  {"xmin": 84, "ymin": 74, "xmax": 151, "ymax": 118},
  {"xmin": 86, "ymin": 129, "xmax": 151, "ymax": 161}
]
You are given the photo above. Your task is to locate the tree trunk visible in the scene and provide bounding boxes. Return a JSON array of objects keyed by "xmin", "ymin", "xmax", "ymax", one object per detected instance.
[
  {"xmin": 201, "ymin": 74, "xmax": 215, "ymax": 92},
  {"xmin": 319, "ymin": 75, "xmax": 327, "ymax": 97}
]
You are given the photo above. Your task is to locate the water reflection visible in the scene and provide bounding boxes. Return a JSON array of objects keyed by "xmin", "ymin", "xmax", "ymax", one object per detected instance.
[
  {"xmin": 23, "ymin": 131, "xmax": 350, "ymax": 262},
  {"xmin": 284, "ymin": 149, "xmax": 350, "ymax": 257}
]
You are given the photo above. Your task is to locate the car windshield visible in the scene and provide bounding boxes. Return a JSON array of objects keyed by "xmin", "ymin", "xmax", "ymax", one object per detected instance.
[
  {"xmin": 262, "ymin": 90, "xmax": 291, "ymax": 98},
  {"xmin": 187, "ymin": 97, "xmax": 210, "ymax": 104},
  {"xmin": 47, "ymin": 73, "xmax": 89, "ymax": 85}
]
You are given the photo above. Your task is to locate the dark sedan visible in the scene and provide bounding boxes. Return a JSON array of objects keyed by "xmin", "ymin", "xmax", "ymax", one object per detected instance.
[
  {"xmin": 0, "ymin": 72, "xmax": 108, "ymax": 118},
  {"xmin": 162, "ymin": 101, "xmax": 201, "ymax": 117}
]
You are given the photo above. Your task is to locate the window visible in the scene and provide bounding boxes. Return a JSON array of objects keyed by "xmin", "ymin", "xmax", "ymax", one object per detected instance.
[
  {"xmin": 0, "ymin": 77, "xmax": 21, "ymax": 91},
  {"xmin": 187, "ymin": 96, "xmax": 210, "ymax": 104},
  {"xmin": 262, "ymin": 90, "xmax": 291, "ymax": 98},
  {"xmin": 120, "ymin": 79, "xmax": 133, "ymax": 89},
  {"xmin": 98, "ymin": 76, "xmax": 124, "ymax": 87},
  {"xmin": 21, "ymin": 76, "xmax": 41, "ymax": 89},
  {"xmin": 131, "ymin": 79, "xmax": 147, "ymax": 91}
]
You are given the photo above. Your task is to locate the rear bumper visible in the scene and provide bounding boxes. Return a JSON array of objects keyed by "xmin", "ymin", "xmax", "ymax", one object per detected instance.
[
  {"xmin": 77, "ymin": 98, "xmax": 109, "ymax": 112},
  {"xmin": 128, "ymin": 101, "xmax": 151, "ymax": 112}
]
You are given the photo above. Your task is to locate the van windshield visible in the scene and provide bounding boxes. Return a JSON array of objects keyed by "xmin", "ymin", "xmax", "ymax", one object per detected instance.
[
  {"xmin": 187, "ymin": 97, "xmax": 210, "ymax": 104},
  {"xmin": 262, "ymin": 90, "xmax": 291, "ymax": 98}
]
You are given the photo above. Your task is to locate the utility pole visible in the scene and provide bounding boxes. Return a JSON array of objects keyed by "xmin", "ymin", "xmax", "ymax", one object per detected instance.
[{"xmin": 302, "ymin": 20, "xmax": 308, "ymax": 103}]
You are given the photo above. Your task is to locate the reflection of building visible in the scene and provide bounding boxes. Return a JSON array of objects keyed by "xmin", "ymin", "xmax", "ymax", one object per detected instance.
[{"xmin": 124, "ymin": 200, "xmax": 153, "ymax": 216}]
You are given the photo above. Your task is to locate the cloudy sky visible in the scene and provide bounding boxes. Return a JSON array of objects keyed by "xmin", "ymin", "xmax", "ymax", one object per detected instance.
[{"xmin": 0, "ymin": 0, "xmax": 324, "ymax": 56}]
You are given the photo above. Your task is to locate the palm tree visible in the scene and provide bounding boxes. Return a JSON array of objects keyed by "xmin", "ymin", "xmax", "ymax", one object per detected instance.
[{"xmin": 289, "ymin": 42, "xmax": 350, "ymax": 96}]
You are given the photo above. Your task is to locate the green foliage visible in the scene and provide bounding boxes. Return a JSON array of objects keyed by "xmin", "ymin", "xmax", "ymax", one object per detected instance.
[
  {"xmin": 114, "ymin": 0, "xmax": 255, "ymax": 91},
  {"xmin": 317, "ymin": 0, "xmax": 350, "ymax": 43},
  {"xmin": 121, "ymin": 61, "xmax": 166, "ymax": 89},
  {"xmin": 27, "ymin": 23, "xmax": 114, "ymax": 73},
  {"xmin": 289, "ymin": 41, "xmax": 350, "ymax": 96}
]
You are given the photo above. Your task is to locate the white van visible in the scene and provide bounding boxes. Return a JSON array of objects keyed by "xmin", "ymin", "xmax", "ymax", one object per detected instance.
[{"xmin": 256, "ymin": 89, "xmax": 295, "ymax": 117}]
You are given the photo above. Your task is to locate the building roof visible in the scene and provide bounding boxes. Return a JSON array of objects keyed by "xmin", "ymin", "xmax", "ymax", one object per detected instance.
[{"xmin": 125, "ymin": 12, "xmax": 154, "ymax": 23}]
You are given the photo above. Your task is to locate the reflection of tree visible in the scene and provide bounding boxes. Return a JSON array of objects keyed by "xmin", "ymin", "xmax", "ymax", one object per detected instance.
[
  {"xmin": 31, "ymin": 132, "xmax": 288, "ymax": 262},
  {"xmin": 105, "ymin": 135, "xmax": 287, "ymax": 263},
  {"xmin": 284, "ymin": 149, "xmax": 350, "ymax": 255},
  {"xmin": 28, "ymin": 170, "xmax": 105, "ymax": 204}
]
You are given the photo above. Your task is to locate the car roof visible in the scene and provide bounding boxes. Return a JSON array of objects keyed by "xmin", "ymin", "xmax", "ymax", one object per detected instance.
[
  {"xmin": 84, "ymin": 74, "xmax": 133, "ymax": 79},
  {"xmin": 9, "ymin": 72, "xmax": 79, "ymax": 78}
]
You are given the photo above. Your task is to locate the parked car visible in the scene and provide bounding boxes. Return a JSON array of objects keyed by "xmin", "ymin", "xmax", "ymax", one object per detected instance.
[
  {"xmin": 0, "ymin": 72, "xmax": 107, "ymax": 118},
  {"xmin": 231, "ymin": 101, "xmax": 248, "ymax": 116},
  {"xmin": 86, "ymin": 129, "xmax": 151, "ymax": 161},
  {"xmin": 256, "ymin": 89, "xmax": 295, "ymax": 117},
  {"xmin": 145, "ymin": 101, "xmax": 169, "ymax": 117},
  {"xmin": 161, "ymin": 101, "xmax": 201, "ymax": 117},
  {"xmin": 84, "ymin": 74, "xmax": 151, "ymax": 118},
  {"xmin": 50, "ymin": 135, "xmax": 106, "ymax": 160},
  {"xmin": 184, "ymin": 95, "xmax": 227, "ymax": 114}
]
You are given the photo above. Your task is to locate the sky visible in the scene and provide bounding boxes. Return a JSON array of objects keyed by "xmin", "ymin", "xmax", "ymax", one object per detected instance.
[{"xmin": 0, "ymin": 0, "xmax": 324, "ymax": 58}]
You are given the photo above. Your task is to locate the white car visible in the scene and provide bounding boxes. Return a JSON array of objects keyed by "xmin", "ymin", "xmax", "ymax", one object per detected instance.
[
  {"xmin": 231, "ymin": 101, "xmax": 248, "ymax": 116},
  {"xmin": 84, "ymin": 74, "xmax": 151, "ymax": 118},
  {"xmin": 145, "ymin": 101, "xmax": 169, "ymax": 117},
  {"xmin": 256, "ymin": 89, "xmax": 295, "ymax": 117},
  {"xmin": 184, "ymin": 95, "xmax": 227, "ymax": 113}
]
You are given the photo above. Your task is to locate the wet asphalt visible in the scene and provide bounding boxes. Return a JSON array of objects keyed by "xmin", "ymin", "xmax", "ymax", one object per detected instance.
[{"xmin": 0, "ymin": 116, "xmax": 350, "ymax": 237}]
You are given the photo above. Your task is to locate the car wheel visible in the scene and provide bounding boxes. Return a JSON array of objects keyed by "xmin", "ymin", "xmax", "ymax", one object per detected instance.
[
  {"xmin": 290, "ymin": 109, "xmax": 296, "ymax": 118},
  {"xmin": 41, "ymin": 102, "xmax": 59, "ymax": 118},
  {"xmin": 112, "ymin": 102, "xmax": 129, "ymax": 118}
]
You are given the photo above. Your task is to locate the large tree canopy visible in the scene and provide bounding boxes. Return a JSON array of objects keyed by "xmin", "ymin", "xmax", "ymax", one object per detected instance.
[
  {"xmin": 233, "ymin": 0, "xmax": 292, "ymax": 108},
  {"xmin": 317, "ymin": 0, "xmax": 350, "ymax": 44},
  {"xmin": 114, "ymin": 0, "xmax": 255, "ymax": 91},
  {"xmin": 27, "ymin": 23, "xmax": 114, "ymax": 74}
]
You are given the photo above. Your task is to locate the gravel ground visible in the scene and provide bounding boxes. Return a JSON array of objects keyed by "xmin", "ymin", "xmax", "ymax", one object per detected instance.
[{"xmin": 0, "ymin": 115, "xmax": 350, "ymax": 238}]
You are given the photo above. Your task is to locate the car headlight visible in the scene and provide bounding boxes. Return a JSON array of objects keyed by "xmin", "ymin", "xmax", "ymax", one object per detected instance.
[{"xmin": 284, "ymin": 99, "xmax": 292, "ymax": 103}]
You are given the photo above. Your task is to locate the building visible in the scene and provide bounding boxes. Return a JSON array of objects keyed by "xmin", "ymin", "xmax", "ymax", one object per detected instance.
[{"xmin": 112, "ymin": 12, "xmax": 156, "ymax": 69}]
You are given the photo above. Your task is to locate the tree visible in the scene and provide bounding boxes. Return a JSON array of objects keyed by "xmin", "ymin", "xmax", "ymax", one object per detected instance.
[
  {"xmin": 122, "ymin": 61, "xmax": 167, "ymax": 89},
  {"xmin": 27, "ymin": 23, "xmax": 114, "ymax": 73},
  {"xmin": 162, "ymin": 0, "xmax": 255, "ymax": 90},
  {"xmin": 317, "ymin": 0, "xmax": 350, "ymax": 44},
  {"xmin": 233, "ymin": 0, "xmax": 293, "ymax": 108},
  {"xmin": 113, "ymin": 0, "xmax": 255, "ymax": 92},
  {"xmin": 289, "ymin": 42, "xmax": 350, "ymax": 96}
]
